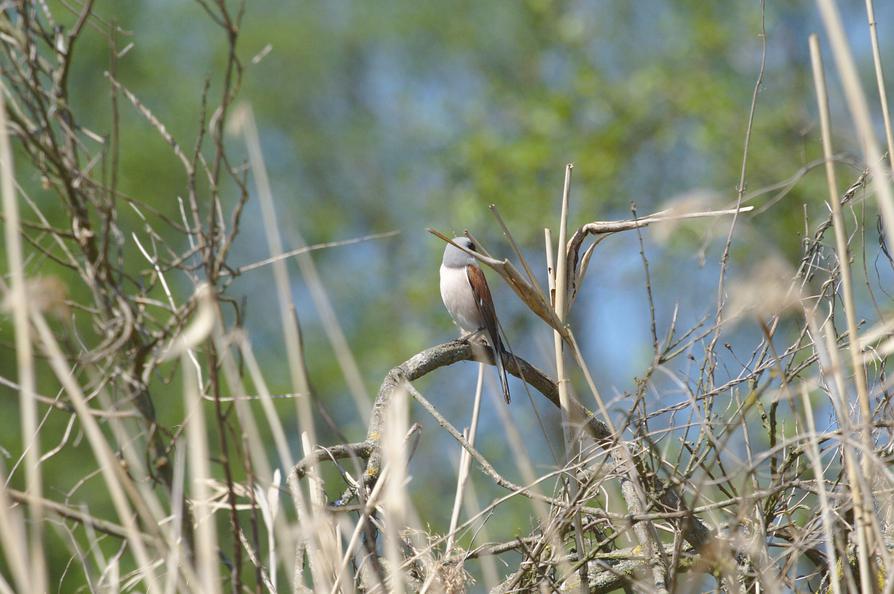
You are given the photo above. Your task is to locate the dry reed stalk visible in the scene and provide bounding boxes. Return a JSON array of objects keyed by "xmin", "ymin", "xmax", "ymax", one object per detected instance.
[
  {"xmin": 797, "ymin": 383, "xmax": 842, "ymax": 594},
  {"xmin": 817, "ymin": 0, "xmax": 894, "ymax": 270},
  {"xmin": 810, "ymin": 33, "xmax": 882, "ymax": 588},
  {"xmin": 235, "ymin": 105, "xmax": 334, "ymax": 590},
  {"xmin": 233, "ymin": 106, "xmax": 370, "ymax": 424},
  {"xmin": 382, "ymin": 387, "xmax": 409, "ymax": 594},
  {"xmin": 863, "ymin": 0, "xmax": 894, "ymax": 173},
  {"xmin": 815, "ymin": 313, "xmax": 877, "ymax": 592},
  {"xmin": 445, "ymin": 363, "xmax": 484, "ymax": 555},
  {"xmin": 550, "ymin": 164, "xmax": 589, "ymax": 594},
  {"xmin": 0, "ymin": 71, "xmax": 45, "ymax": 594},
  {"xmin": 31, "ymin": 311, "xmax": 163, "ymax": 594},
  {"xmin": 183, "ymin": 349, "xmax": 221, "ymax": 594}
]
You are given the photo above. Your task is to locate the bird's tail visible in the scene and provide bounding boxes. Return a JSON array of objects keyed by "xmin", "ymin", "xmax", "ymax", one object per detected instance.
[{"xmin": 494, "ymin": 337, "xmax": 511, "ymax": 404}]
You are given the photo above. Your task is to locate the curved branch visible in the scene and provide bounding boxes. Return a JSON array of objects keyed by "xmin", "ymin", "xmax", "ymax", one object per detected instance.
[
  {"xmin": 291, "ymin": 339, "xmax": 611, "ymax": 490},
  {"xmin": 565, "ymin": 206, "xmax": 754, "ymax": 303},
  {"xmin": 362, "ymin": 339, "xmax": 611, "ymax": 483},
  {"xmin": 291, "ymin": 338, "xmax": 714, "ymax": 555},
  {"xmin": 293, "ymin": 441, "xmax": 375, "ymax": 481}
]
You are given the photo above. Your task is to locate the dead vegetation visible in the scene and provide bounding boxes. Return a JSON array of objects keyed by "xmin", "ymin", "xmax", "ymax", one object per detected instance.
[{"xmin": 1, "ymin": 1, "xmax": 894, "ymax": 593}]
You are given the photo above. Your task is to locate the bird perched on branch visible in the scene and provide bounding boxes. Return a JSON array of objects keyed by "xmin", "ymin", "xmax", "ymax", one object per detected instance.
[{"xmin": 439, "ymin": 237, "xmax": 511, "ymax": 403}]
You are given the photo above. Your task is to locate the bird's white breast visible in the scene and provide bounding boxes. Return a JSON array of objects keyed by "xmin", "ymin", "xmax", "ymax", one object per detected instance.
[{"xmin": 440, "ymin": 264, "xmax": 483, "ymax": 334}]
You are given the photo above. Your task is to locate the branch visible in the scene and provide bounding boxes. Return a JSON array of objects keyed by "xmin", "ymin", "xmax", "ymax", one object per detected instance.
[
  {"xmin": 7, "ymin": 488, "xmax": 155, "ymax": 544},
  {"xmin": 293, "ymin": 441, "xmax": 375, "ymax": 481},
  {"xmin": 566, "ymin": 205, "xmax": 754, "ymax": 303},
  {"xmin": 289, "ymin": 339, "xmax": 611, "ymax": 501},
  {"xmin": 491, "ymin": 544, "xmax": 697, "ymax": 594},
  {"xmin": 361, "ymin": 339, "xmax": 611, "ymax": 484},
  {"xmin": 291, "ymin": 339, "xmax": 714, "ymax": 549}
]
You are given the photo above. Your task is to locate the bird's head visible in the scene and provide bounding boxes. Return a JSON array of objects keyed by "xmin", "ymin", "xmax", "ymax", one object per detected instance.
[{"xmin": 442, "ymin": 236, "xmax": 476, "ymax": 268}]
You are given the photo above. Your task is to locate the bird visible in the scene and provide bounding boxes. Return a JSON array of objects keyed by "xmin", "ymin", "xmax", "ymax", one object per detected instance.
[{"xmin": 439, "ymin": 236, "xmax": 511, "ymax": 403}]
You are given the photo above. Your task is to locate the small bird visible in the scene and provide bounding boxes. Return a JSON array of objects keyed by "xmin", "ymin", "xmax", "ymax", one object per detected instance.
[{"xmin": 440, "ymin": 237, "xmax": 511, "ymax": 403}]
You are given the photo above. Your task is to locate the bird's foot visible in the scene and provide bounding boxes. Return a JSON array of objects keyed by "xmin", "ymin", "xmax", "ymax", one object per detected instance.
[{"xmin": 461, "ymin": 329, "xmax": 491, "ymax": 348}]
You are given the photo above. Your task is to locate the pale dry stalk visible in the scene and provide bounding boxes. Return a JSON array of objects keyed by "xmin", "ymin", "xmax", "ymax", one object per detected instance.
[{"xmin": 810, "ymin": 34, "xmax": 880, "ymax": 587}]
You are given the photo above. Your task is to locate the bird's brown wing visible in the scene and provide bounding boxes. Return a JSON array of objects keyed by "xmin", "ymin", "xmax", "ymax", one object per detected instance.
[{"xmin": 467, "ymin": 264, "xmax": 510, "ymax": 403}]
